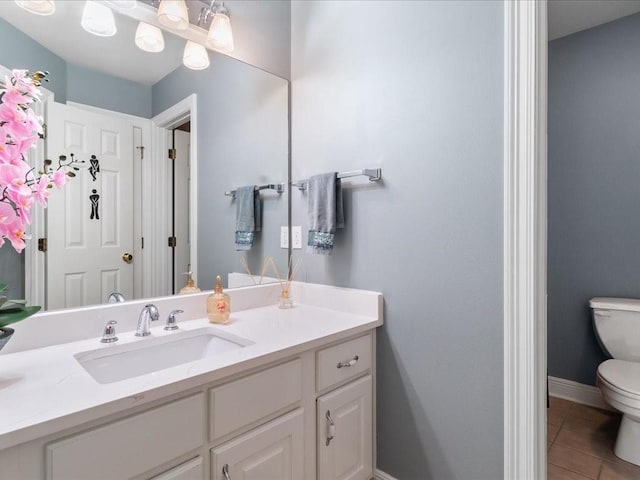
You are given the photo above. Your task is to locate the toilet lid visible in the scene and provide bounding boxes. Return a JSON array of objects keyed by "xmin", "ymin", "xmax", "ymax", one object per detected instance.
[{"xmin": 598, "ymin": 359, "xmax": 640, "ymax": 396}]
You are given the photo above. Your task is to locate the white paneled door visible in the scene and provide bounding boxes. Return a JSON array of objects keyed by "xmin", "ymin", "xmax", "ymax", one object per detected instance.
[{"xmin": 47, "ymin": 102, "xmax": 135, "ymax": 309}]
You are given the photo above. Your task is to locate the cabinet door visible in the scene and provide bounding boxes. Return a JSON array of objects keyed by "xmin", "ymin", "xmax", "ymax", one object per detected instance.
[
  {"xmin": 317, "ymin": 375, "xmax": 373, "ymax": 480},
  {"xmin": 150, "ymin": 457, "xmax": 203, "ymax": 480},
  {"xmin": 210, "ymin": 409, "xmax": 304, "ymax": 480}
]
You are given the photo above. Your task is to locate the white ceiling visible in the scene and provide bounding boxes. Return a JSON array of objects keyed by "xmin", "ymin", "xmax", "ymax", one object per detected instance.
[{"xmin": 549, "ymin": 0, "xmax": 640, "ymax": 41}]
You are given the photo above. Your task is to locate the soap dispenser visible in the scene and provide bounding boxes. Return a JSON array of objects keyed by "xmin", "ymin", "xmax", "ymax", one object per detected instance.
[
  {"xmin": 207, "ymin": 275, "xmax": 230, "ymax": 324},
  {"xmin": 179, "ymin": 265, "xmax": 201, "ymax": 294}
]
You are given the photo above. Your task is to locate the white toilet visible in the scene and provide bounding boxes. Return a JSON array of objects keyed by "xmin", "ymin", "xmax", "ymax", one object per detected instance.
[{"xmin": 591, "ymin": 297, "xmax": 640, "ymax": 466}]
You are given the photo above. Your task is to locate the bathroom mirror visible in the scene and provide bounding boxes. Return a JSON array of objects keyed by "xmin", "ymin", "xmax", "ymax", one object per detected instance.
[{"xmin": 0, "ymin": 1, "xmax": 289, "ymax": 310}]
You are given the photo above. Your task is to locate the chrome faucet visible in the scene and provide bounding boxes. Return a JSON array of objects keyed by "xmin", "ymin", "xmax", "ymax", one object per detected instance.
[
  {"xmin": 135, "ymin": 304, "xmax": 159, "ymax": 337},
  {"xmin": 107, "ymin": 292, "xmax": 125, "ymax": 304}
]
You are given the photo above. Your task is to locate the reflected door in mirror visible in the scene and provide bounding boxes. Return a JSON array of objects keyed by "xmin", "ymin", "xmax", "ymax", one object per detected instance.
[{"xmin": 47, "ymin": 103, "xmax": 135, "ymax": 309}]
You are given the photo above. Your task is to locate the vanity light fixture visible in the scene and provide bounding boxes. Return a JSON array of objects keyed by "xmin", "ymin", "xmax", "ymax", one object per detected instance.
[
  {"xmin": 199, "ymin": 0, "xmax": 234, "ymax": 53},
  {"xmin": 135, "ymin": 21, "xmax": 165, "ymax": 53},
  {"xmin": 81, "ymin": 0, "xmax": 117, "ymax": 37},
  {"xmin": 14, "ymin": 0, "xmax": 56, "ymax": 16},
  {"xmin": 157, "ymin": 0, "xmax": 189, "ymax": 31},
  {"xmin": 183, "ymin": 41, "xmax": 210, "ymax": 70}
]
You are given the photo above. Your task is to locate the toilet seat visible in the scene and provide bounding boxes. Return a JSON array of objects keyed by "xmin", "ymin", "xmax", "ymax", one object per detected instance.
[{"xmin": 598, "ymin": 359, "xmax": 640, "ymax": 397}]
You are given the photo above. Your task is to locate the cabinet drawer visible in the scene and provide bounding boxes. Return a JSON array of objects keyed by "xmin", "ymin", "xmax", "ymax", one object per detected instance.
[
  {"xmin": 209, "ymin": 359, "xmax": 302, "ymax": 442},
  {"xmin": 46, "ymin": 393, "xmax": 204, "ymax": 480},
  {"xmin": 316, "ymin": 334, "xmax": 372, "ymax": 392}
]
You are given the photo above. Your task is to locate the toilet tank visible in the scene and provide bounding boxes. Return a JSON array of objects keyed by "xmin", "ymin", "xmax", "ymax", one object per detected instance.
[{"xmin": 591, "ymin": 297, "xmax": 640, "ymax": 362}]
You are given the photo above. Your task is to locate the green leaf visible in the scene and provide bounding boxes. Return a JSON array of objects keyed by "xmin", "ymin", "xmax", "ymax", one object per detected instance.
[
  {"xmin": 0, "ymin": 306, "xmax": 41, "ymax": 328},
  {"xmin": 0, "ymin": 283, "xmax": 7, "ymax": 293}
]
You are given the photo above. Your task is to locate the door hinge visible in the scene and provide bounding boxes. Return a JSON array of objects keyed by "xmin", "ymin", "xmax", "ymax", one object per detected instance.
[
  {"xmin": 168, "ymin": 236, "xmax": 177, "ymax": 248},
  {"xmin": 39, "ymin": 123, "xmax": 47, "ymax": 140},
  {"xmin": 38, "ymin": 238, "xmax": 47, "ymax": 252},
  {"xmin": 168, "ymin": 148, "xmax": 176, "ymax": 160}
]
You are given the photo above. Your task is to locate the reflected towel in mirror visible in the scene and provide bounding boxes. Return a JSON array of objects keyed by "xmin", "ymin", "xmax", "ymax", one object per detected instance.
[{"xmin": 235, "ymin": 185, "xmax": 261, "ymax": 250}]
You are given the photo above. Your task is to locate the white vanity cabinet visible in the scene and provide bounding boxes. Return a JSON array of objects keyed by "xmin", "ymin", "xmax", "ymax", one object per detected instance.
[
  {"xmin": 315, "ymin": 334, "xmax": 374, "ymax": 480},
  {"xmin": 0, "ymin": 331, "xmax": 377, "ymax": 480}
]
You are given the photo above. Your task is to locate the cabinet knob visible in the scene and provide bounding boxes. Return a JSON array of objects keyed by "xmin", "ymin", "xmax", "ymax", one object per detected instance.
[{"xmin": 222, "ymin": 464, "xmax": 231, "ymax": 480}]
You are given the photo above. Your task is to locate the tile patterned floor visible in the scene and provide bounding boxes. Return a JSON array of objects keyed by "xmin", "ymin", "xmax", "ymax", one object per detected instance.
[{"xmin": 547, "ymin": 397, "xmax": 640, "ymax": 480}]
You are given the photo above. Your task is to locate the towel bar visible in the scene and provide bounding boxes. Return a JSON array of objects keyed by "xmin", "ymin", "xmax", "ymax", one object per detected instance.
[
  {"xmin": 291, "ymin": 168, "xmax": 382, "ymax": 191},
  {"xmin": 225, "ymin": 183, "xmax": 285, "ymax": 198}
]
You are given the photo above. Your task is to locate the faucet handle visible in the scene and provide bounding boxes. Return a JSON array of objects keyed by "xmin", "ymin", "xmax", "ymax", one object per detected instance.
[
  {"xmin": 100, "ymin": 320, "xmax": 118, "ymax": 343},
  {"xmin": 165, "ymin": 309, "xmax": 184, "ymax": 331}
]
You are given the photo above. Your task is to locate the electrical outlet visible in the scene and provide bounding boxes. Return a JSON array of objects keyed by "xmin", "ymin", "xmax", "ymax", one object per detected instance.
[
  {"xmin": 280, "ymin": 226, "xmax": 289, "ymax": 248},
  {"xmin": 292, "ymin": 226, "xmax": 302, "ymax": 249}
]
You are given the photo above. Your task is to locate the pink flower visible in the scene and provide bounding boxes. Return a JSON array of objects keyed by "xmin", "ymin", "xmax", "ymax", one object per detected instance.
[
  {"xmin": 0, "ymin": 203, "xmax": 25, "ymax": 252},
  {"xmin": 0, "ymin": 163, "xmax": 32, "ymax": 196},
  {"xmin": 52, "ymin": 170, "xmax": 66, "ymax": 188},
  {"xmin": 32, "ymin": 175, "xmax": 51, "ymax": 205},
  {"xmin": 0, "ymin": 102, "xmax": 26, "ymax": 124},
  {"xmin": 0, "ymin": 69, "xmax": 70, "ymax": 253}
]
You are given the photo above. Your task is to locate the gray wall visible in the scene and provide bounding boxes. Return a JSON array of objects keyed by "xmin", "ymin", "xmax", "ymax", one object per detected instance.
[
  {"xmin": 291, "ymin": 1, "xmax": 504, "ymax": 479},
  {"xmin": 66, "ymin": 63, "xmax": 152, "ymax": 118},
  {"xmin": 0, "ymin": 18, "xmax": 67, "ymax": 102},
  {"xmin": 153, "ymin": 55, "xmax": 288, "ymax": 289},
  {"xmin": 548, "ymin": 13, "xmax": 640, "ymax": 385}
]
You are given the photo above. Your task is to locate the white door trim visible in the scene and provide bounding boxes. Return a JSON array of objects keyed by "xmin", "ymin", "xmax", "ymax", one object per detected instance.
[
  {"xmin": 503, "ymin": 1, "xmax": 548, "ymax": 479},
  {"xmin": 150, "ymin": 95, "xmax": 198, "ymax": 295}
]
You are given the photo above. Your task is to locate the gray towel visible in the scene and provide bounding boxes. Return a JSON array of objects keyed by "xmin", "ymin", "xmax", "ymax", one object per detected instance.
[
  {"xmin": 307, "ymin": 173, "xmax": 344, "ymax": 255},
  {"xmin": 235, "ymin": 186, "xmax": 261, "ymax": 250}
]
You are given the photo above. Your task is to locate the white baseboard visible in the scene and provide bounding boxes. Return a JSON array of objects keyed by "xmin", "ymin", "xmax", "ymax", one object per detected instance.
[
  {"xmin": 548, "ymin": 375, "xmax": 613, "ymax": 411},
  {"xmin": 375, "ymin": 469, "xmax": 398, "ymax": 480}
]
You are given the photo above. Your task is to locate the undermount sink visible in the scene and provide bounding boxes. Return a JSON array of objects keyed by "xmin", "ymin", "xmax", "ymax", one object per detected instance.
[{"xmin": 74, "ymin": 327, "xmax": 253, "ymax": 384}]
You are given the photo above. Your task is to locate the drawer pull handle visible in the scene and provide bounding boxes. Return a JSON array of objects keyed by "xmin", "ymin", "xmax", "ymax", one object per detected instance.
[
  {"xmin": 337, "ymin": 355, "xmax": 359, "ymax": 369},
  {"xmin": 222, "ymin": 464, "xmax": 231, "ymax": 480},
  {"xmin": 326, "ymin": 410, "xmax": 336, "ymax": 446}
]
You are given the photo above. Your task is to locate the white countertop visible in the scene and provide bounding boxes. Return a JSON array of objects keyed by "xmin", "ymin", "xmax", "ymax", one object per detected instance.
[{"xmin": 0, "ymin": 282, "xmax": 382, "ymax": 450}]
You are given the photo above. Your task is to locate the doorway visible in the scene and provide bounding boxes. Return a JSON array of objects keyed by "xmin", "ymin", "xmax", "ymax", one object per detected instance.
[
  {"xmin": 169, "ymin": 122, "xmax": 191, "ymax": 294},
  {"xmin": 150, "ymin": 95, "xmax": 198, "ymax": 297}
]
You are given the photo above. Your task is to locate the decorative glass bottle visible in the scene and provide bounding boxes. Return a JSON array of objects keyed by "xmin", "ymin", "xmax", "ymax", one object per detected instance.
[
  {"xmin": 279, "ymin": 287, "xmax": 293, "ymax": 309},
  {"xmin": 207, "ymin": 275, "xmax": 230, "ymax": 324}
]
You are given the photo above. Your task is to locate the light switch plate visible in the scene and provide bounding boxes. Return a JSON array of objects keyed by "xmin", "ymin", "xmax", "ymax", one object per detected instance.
[
  {"xmin": 292, "ymin": 226, "xmax": 302, "ymax": 249},
  {"xmin": 280, "ymin": 226, "xmax": 289, "ymax": 248}
]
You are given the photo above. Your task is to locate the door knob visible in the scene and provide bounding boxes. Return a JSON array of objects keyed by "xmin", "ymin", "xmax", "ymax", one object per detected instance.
[{"xmin": 122, "ymin": 253, "xmax": 133, "ymax": 263}]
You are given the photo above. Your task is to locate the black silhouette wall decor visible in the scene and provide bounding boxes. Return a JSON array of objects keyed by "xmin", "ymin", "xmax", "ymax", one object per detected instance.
[
  {"xmin": 90, "ymin": 189, "xmax": 100, "ymax": 220},
  {"xmin": 88, "ymin": 155, "xmax": 100, "ymax": 182}
]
